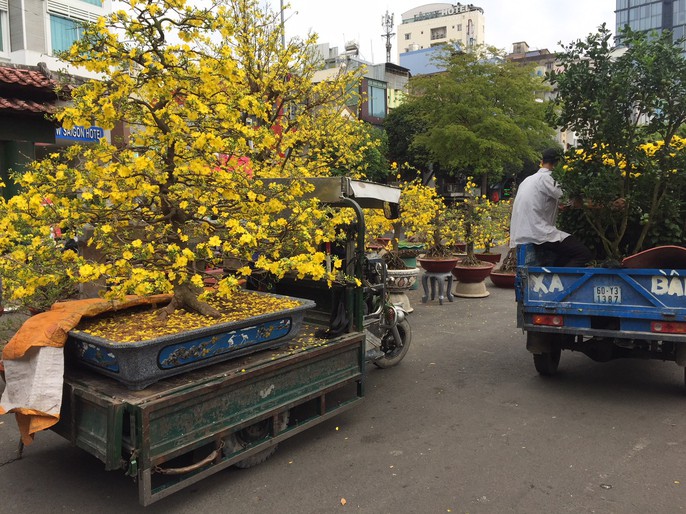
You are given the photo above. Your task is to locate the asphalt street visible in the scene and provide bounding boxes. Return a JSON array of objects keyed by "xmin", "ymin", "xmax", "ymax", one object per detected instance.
[{"xmin": 1, "ymin": 275, "xmax": 686, "ymax": 513}]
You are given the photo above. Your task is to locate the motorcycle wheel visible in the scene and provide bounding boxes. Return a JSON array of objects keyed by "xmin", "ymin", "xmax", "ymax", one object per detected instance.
[
  {"xmin": 533, "ymin": 346, "xmax": 561, "ymax": 376},
  {"xmin": 225, "ymin": 411, "xmax": 289, "ymax": 469},
  {"xmin": 373, "ymin": 319, "xmax": 412, "ymax": 369}
]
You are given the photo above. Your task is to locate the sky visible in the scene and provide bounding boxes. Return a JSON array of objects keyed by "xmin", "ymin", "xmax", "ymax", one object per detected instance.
[{"xmin": 270, "ymin": 1, "xmax": 616, "ymax": 64}]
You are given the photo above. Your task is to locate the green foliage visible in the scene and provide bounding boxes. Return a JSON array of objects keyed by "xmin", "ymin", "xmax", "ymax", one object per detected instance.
[
  {"xmin": 399, "ymin": 45, "xmax": 555, "ymax": 183},
  {"xmin": 383, "ymin": 102, "xmax": 432, "ymax": 174},
  {"xmin": 549, "ymin": 25, "xmax": 686, "ymax": 259},
  {"xmin": 356, "ymin": 126, "xmax": 390, "ymax": 183}
]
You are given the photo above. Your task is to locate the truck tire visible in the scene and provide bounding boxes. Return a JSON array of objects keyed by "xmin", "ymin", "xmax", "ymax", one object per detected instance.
[
  {"xmin": 226, "ymin": 411, "xmax": 289, "ymax": 469},
  {"xmin": 373, "ymin": 320, "xmax": 412, "ymax": 369},
  {"xmin": 533, "ymin": 346, "xmax": 561, "ymax": 376}
]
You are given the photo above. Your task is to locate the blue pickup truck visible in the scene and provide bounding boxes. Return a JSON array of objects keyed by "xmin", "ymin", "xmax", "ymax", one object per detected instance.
[{"xmin": 515, "ymin": 244, "xmax": 686, "ymax": 385}]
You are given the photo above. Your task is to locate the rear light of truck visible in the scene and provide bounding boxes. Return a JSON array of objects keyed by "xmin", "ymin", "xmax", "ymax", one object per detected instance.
[
  {"xmin": 533, "ymin": 314, "xmax": 564, "ymax": 327},
  {"xmin": 652, "ymin": 321, "xmax": 686, "ymax": 334}
]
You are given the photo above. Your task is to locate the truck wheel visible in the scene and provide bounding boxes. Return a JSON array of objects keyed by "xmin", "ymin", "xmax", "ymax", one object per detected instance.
[
  {"xmin": 533, "ymin": 346, "xmax": 561, "ymax": 376},
  {"xmin": 226, "ymin": 411, "xmax": 289, "ymax": 469},
  {"xmin": 373, "ymin": 320, "xmax": 412, "ymax": 369}
]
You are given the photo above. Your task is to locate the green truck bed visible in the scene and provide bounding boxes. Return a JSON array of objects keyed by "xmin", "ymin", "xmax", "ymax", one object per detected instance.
[{"xmin": 52, "ymin": 324, "xmax": 365, "ymax": 506}]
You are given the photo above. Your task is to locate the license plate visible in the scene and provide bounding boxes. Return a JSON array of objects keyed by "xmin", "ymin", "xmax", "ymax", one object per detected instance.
[{"xmin": 594, "ymin": 285, "xmax": 621, "ymax": 303}]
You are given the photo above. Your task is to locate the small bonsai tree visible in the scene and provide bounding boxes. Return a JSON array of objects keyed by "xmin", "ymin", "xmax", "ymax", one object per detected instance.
[
  {"xmin": 451, "ymin": 177, "xmax": 509, "ymax": 265},
  {"xmin": 400, "ymin": 171, "xmax": 453, "ymax": 258},
  {"xmin": 0, "ymin": 0, "xmax": 375, "ymax": 318},
  {"xmin": 365, "ymin": 164, "xmax": 451, "ymax": 264}
]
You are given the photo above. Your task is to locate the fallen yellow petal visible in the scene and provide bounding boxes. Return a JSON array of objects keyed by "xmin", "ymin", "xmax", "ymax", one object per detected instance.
[{"xmin": 340, "ymin": 498, "xmax": 347, "ymax": 506}]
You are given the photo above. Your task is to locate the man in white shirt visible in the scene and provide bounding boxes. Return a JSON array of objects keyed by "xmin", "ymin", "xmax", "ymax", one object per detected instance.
[{"xmin": 509, "ymin": 148, "xmax": 592, "ymax": 267}]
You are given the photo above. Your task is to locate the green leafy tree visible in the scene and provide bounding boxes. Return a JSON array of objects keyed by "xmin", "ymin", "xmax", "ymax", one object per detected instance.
[
  {"xmin": 0, "ymin": 0, "xmax": 373, "ymax": 317},
  {"xmin": 401, "ymin": 45, "xmax": 554, "ymax": 185},
  {"xmin": 383, "ymin": 102, "xmax": 432, "ymax": 177},
  {"xmin": 549, "ymin": 26, "xmax": 686, "ymax": 259}
]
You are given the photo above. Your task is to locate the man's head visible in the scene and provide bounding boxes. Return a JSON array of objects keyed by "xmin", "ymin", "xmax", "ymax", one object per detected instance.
[{"xmin": 541, "ymin": 147, "xmax": 562, "ymax": 168}]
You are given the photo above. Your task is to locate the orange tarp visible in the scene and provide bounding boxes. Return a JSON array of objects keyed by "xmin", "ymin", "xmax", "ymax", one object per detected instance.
[{"xmin": 0, "ymin": 294, "xmax": 172, "ymax": 443}]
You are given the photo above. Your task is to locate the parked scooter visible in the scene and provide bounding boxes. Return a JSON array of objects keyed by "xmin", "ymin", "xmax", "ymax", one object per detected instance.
[{"xmin": 362, "ymin": 255, "xmax": 412, "ymax": 368}]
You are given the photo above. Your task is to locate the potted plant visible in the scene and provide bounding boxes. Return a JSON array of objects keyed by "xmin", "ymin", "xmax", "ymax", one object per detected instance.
[
  {"xmin": 0, "ymin": 0, "xmax": 376, "ymax": 384},
  {"xmin": 384, "ymin": 172, "xmax": 458, "ymax": 273},
  {"xmin": 489, "ymin": 247, "xmax": 517, "ymax": 288},
  {"xmin": 449, "ymin": 177, "xmax": 497, "ymax": 297},
  {"xmin": 365, "ymin": 167, "xmax": 443, "ymax": 310},
  {"xmin": 474, "ymin": 196, "xmax": 511, "ymax": 264}
]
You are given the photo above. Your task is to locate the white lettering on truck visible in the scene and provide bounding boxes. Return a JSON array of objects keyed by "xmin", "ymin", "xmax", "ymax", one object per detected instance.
[
  {"xmin": 651, "ymin": 276, "xmax": 686, "ymax": 296},
  {"xmin": 530, "ymin": 274, "xmax": 564, "ymax": 294}
]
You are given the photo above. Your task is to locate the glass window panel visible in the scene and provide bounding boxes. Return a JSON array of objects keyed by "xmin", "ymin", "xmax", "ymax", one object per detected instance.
[
  {"xmin": 368, "ymin": 85, "xmax": 386, "ymax": 118},
  {"xmin": 50, "ymin": 14, "xmax": 84, "ymax": 53},
  {"xmin": 79, "ymin": 0, "xmax": 101, "ymax": 5}
]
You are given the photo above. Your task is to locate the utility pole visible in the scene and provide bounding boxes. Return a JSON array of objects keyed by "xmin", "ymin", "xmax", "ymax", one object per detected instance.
[
  {"xmin": 280, "ymin": 0, "xmax": 285, "ymax": 48},
  {"xmin": 381, "ymin": 11, "xmax": 395, "ymax": 63}
]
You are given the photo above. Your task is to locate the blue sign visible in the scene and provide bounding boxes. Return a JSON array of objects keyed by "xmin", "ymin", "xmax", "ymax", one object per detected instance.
[{"xmin": 55, "ymin": 125, "xmax": 105, "ymax": 142}]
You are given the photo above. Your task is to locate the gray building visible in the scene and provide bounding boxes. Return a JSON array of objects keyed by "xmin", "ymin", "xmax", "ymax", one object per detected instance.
[
  {"xmin": 616, "ymin": 0, "xmax": 686, "ymax": 49},
  {"xmin": 2, "ymin": 0, "xmax": 111, "ymax": 77},
  {"xmin": 0, "ymin": 0, "xmax": 112, "ymax": 198}
]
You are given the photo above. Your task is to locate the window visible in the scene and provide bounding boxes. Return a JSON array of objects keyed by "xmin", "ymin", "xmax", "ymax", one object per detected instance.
[
  {"xmin": 404, "ymin": 33, "xmax": 411, "ymax": 40},
  {"xmin": 368, "ymin": 83, "xmax": 386, "ymax": 118},
  {"xmin": 0, "ymin": 0, "xmax": 7, "ymax": 54},
  {"xmin": 47, "ymin": 0, "xmax": 103, "ymax": 55},
  {"xmin": 457, "ymin": 23, "xmax": 462, "ymax": 31},
  {"xmin": 431, "ymin": 27, "xmax": 447, "ymax": 40},
  {"xmin": 50, "ymin": 14, "xmax": 86, "ymax": 53}
]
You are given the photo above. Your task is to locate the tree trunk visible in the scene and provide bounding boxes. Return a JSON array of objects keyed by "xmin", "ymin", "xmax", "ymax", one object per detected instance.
[{"xmin": 158, "ymin": 283, "xmax": 221, "ymax": 320}]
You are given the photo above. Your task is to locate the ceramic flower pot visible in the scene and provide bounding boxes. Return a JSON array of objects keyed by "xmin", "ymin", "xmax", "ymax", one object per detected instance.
[
  {"xmin": 417, "ymin": 257, "xmax": 459, "ymax": 274},
  {"xmin": 67, "ymin": 292, "xmax": 316, "ymax": 390},
  {"xmin": 489, "ymin": 270, "xmax": 516, "ymax": 288},
  {"xmin": 386, "ymin": 267, "xmax": 420, "ymax": 313},
  {"xmin": 451, "ymin": 262, "xmax": 495, "ymax": 283},
  {"xmin": 451, "ymin": 262, "xmax": 495, "ymax": 298},
  {"xmin": 476, "ymin": 252, "xmax": 502, "ymax": 264},
  {"xmin": 400, "ymin": 257, "xmax": 420, "ymax": 290}
]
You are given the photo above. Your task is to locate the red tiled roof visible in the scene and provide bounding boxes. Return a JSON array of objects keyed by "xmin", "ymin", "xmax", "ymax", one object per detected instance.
[
  {"xmin": 0, "ymin": 96, "xmax": 56, "ymax": 114},
  {"xmin": 0, "ymin": 66, "xmax": 57, "ymax": 90}
]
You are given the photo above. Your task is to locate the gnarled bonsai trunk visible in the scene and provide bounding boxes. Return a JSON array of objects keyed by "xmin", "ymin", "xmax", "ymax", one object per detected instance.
[{"xmin": 158, "ymin": 282, "xmax": 221, "ymax": 320}]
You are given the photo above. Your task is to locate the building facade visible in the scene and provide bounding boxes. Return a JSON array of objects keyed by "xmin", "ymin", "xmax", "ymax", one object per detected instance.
[
  {"xmin": 312, "ymin": 42, "xmax": 411, "ymax": 126},
  {"xmin": 616, "ymin": 0, "xmax": 686, "ymax": 50},
  {"xmin": 3, "ymin": 0, "xmax": 111, "ymax": 77},
  {"xmin": 0, "ymin": 0, "xmax": 113, "ymax": 198},
  {"xmin": 396, "ymin": 3, "xmax": 485, "ymax": 60}
]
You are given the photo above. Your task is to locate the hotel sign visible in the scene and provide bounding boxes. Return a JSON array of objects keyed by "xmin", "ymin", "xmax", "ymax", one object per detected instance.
[{"xmin": 55, "ymin": 125, "xmax": 105, "ymax": 143}]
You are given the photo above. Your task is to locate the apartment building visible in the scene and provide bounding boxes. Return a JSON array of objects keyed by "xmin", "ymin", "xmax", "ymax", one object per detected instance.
[{"xmin": 396, "ymin": 2, "xmax": 485, "ymax": 60}]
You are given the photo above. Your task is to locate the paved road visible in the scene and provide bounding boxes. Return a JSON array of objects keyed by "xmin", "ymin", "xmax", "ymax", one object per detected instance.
[{"xmin": 1, "ymin": 279, "xmax": 685, "ymax": 513}]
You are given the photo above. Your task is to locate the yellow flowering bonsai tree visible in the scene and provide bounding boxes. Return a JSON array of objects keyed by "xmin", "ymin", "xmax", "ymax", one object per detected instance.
[
  {"xmin": 365, "ymin": 164, "xmax": 452, "ymax": 265},
  {"xmin": 549, "ymin": 26, "xmax": 686, "ymax": 260},
  {"xmin": 450, "ymin": 177, "xmax": 509, "ymax": 266},
  {"xmin": 0, "ymin": 0, "xmax": 376, "ymax": 317}
]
